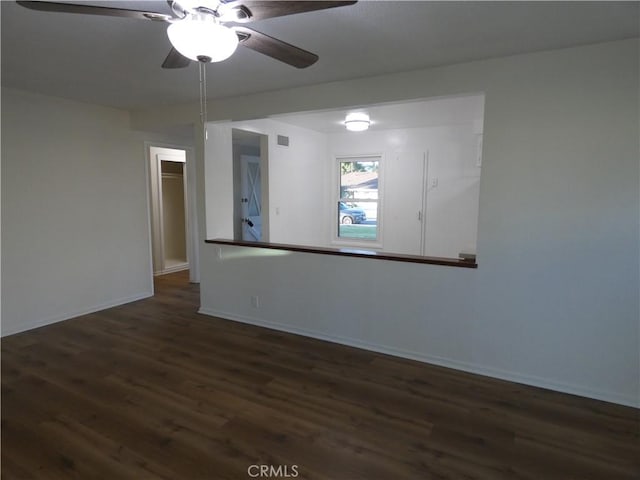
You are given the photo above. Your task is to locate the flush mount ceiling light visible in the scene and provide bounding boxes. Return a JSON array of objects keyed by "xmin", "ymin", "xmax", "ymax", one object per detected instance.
[
  {"xmin": 345, "ymin": 112, "xmax": 371, "ymax": 132},
  {"xmin": 167, "ymin": 15, "xmax": 239, "ymax": 63}
]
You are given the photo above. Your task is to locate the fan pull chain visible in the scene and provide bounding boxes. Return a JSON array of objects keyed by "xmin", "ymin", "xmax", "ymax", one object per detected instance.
[{"xmin": 199, "ymin": 61, "xmax": 208, "ymax": 139}]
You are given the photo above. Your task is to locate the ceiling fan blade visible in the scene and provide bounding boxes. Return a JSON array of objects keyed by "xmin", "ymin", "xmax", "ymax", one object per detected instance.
[
  {"xmin": 16, "ymin": 1, "xmax": 171, "ymax": 22},
  {"xmin": 221, "ymin": 1, "xmax": 357, "ymax": 22},
  {"xmin": 162, "ymin": 47, "xmax": 191, "ymax": 69},
  {"xmin": 234, "ymin": 26, "xmax": 318, "ymax": 68}
]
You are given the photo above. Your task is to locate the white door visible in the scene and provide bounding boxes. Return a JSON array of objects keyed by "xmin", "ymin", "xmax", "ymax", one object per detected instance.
[
  {"xmin": 240, "ymin": 155, "xmax": 262, "ymax": 241},
  {"xmin": 383, "ymin": 151, "xmax": 428, "ymax": 255}
]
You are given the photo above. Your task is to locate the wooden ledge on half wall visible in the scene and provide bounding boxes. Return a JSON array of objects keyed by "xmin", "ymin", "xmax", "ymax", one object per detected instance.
[{"xmin": 205, "ymin": 239, "xmax": 478, "ymax": 269}]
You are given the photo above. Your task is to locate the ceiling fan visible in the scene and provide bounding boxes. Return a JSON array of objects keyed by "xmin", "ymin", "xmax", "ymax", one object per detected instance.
[{"xmin": 16, "ymin": 0, "xmax": 358, "ymax": 69}]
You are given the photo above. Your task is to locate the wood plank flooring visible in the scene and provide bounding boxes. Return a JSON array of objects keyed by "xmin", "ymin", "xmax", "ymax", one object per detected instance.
[{"xmin": 2, "ymin": 271, "xmax": 639, "ymax": 479}]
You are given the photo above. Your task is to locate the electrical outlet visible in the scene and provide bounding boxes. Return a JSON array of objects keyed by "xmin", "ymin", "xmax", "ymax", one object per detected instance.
[
  {"xmin": 217, "ymin": 247, "xmax": 223, "ymax": 260},
  {"xmin": 251, "ymin": 296, "xmax": 260, "ymax": 308}
]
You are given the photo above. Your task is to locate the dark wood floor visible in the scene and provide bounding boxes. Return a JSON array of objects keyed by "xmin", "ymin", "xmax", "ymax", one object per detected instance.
[{"xmin": 2, "ymin": 271, "xmax": 638, "ymax": 479}]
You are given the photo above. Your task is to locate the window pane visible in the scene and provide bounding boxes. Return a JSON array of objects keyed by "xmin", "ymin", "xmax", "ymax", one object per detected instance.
[
  {"xmin": 338, "ymin": 159, "xmax": 379, "ymax": 240},
  {"xmin": 340, "ymin": 161, "xmax": 379, "ymax": 201},
  {"xmin": 338, "ymin": 201, "xmax": 377, "ymax": 239}
]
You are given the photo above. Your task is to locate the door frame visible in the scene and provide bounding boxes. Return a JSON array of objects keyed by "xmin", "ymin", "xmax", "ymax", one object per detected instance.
[{"xmin": 144, "ymin": 142, "xmax": 199, "ymax": 287}]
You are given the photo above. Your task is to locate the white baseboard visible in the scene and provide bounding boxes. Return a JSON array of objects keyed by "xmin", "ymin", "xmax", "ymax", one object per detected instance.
[
  {"xmin": 198, "ymin": 307, "xmax": 639, "ymax": 409},
  {"xmin": 1, "ymin": 292, "xmax": 153, "ymax": 337},
  {"xmin": 154, "ymin": 264, "xmax": 189, "ymax": 276}
]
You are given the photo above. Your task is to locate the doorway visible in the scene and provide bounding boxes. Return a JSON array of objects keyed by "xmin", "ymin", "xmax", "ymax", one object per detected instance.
[
  {"xmin": 148, "ymin": 145, "xmax": 194, "ymax": 277},
  {"xmin": 232, "ymin": 129, "xmax": 269, "ymax": 242},
  {"xmin": 240, "ymin": 155, "xmax": 262, "ymax": 241}
]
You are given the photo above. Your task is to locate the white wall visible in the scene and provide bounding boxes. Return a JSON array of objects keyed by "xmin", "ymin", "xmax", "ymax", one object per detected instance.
[
  {"xmin": 197, "ymin": 39, "xmax": 640, "ymax": 407},
  {"xmin": 261, "ymin": 120, "xmax": 329, "ymax": 246},
  {"xmin": 205, "ymin": 122, "xmax": 234, "ymax": 240},
  {"xmin": 0, "ymin": 88, "xmax": 185, "ymax": 335}
]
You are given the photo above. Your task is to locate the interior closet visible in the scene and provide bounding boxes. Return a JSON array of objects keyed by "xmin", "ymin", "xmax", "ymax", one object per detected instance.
[{"xmin": 161, "ymin": 160, "xmax": 187, "ymax": 271}]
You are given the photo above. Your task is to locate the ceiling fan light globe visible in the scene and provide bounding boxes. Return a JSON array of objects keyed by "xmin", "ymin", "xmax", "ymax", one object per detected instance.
[{"xmin": 167, "ymin": 18, "xmax": 238, "ymax": 63}]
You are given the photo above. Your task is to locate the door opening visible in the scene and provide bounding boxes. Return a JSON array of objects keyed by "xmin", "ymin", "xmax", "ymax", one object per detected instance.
[
  {"xmin": 148, "ymin": 146, "xmax": 191, "ymax": 276},
  {"xmin": 232, "ymin": 129, "xmax": 269, "ymax": 242},
  {"xmin": 240, "ymin": 155, "xmax": 262, "ymax": 241},
  {"xmin": 160, "ymin": 159, "xmax": 188, "ymax": 271}
]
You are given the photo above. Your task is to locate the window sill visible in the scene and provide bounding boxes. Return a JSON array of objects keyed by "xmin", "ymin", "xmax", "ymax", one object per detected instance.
[{"xmin": 205, "ymin": 239, "xmax": 477, "ymax": 268}]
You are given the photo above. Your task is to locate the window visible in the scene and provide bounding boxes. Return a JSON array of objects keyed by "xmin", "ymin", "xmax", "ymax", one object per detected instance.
[{"xmin": 337, "ymin": 156, "xmax": 380, "ymax": 242}]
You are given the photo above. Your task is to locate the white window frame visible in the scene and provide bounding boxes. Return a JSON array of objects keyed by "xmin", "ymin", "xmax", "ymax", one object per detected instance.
[{"xmin": 332, "ymin": 154, "xmax": 384, "ymax": 249}]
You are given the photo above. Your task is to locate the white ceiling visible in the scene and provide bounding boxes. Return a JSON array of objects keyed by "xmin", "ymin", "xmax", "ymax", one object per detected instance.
[
  {"xmin": 1, "ymin": 1, "xmax": 638, "ymax": 111},
  {"xmin": 271, "ymin": 93, "xmax": 485, "ymax": 133}
]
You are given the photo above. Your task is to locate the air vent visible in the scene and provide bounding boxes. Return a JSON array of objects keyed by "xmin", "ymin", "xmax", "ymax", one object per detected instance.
[{"xmin": 277, "ymin": 135, "xmax": 289, "ymax": 147}]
